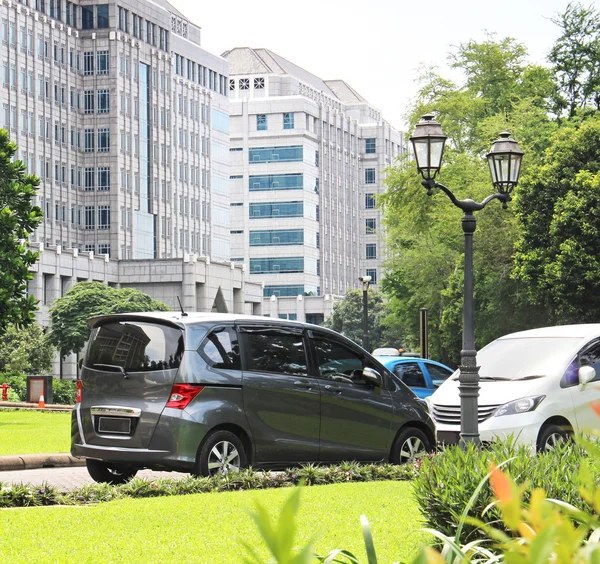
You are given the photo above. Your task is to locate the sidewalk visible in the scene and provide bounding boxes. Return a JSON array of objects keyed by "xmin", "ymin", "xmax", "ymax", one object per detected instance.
[{"xmin": 0, "ymin": 401, "xmax": 73, "ymax": 412}]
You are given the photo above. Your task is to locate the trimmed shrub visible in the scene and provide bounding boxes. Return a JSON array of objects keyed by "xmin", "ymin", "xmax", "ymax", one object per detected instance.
[
  {"xmin": 0, "ymin": 462, "xmax": 418, "ymax": 508},
  {"xmin": 51, "ymin": 379, "xmax": 76, "ymax": 405},
  {"xmin": 413, "ymin": 438, "xmax": 592, "ymax": 541},
  {"xmin": 0, "ymin": 372, "xmax": 27, "ymax": 401}
]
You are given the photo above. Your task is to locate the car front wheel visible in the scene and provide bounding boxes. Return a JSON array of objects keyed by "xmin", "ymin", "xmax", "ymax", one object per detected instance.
[
  {"xmin": 537, "ymin": 424, "xmax": 572, "ymax": 452},
  {"xmin": 85, "ymin": 459, "xmax": 138, "ymax": 484},
  {"xmin": 390, "ymin": 427, "xmax": 430, "ymax": 465}
]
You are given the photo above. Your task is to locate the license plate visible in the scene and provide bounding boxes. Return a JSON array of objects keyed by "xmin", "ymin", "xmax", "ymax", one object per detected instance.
[
  {"xmin": 437, "ymin": 431, "xmax": 460, "ymax": 445},
  {"xmin": 98, "ymin": 416, "xmax": 131, "ymax": 434}
]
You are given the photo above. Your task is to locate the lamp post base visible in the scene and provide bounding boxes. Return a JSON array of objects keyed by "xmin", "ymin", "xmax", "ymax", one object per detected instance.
[{"xmin": 458, "ymin": 350, "xmax": 481, "ymax": 447}]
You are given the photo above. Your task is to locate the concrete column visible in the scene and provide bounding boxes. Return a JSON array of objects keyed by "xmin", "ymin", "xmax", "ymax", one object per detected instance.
[
  {"xmin": 296, "ymin": 294, "xmax": 306, "ymax": 322},
  {"xmin": 269, "ymin": 295, "xmax": 279, "ymax": 318},
  {"xmin": 182, "ymin": 258, "xmax": 198, "ymax": 312},
  {"xmin": 233, "ymin": 287, "xmax": 244, "ymax": 314}
]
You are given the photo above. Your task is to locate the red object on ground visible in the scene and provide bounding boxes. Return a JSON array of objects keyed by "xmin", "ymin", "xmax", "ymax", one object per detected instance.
[{"xmin": 0, "ymin": 382, "xmax": 10, "ymax": 401}]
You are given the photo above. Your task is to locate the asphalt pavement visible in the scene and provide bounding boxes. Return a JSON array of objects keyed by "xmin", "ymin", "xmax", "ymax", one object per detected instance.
[{"xmin": 0, "ymin": 465, "xmax": 189, "ymax": 491}]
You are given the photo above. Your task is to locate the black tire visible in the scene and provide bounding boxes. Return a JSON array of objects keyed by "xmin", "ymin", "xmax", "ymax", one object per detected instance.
[
  {"xmin": 390, "ymin": 427, "xmax": 431, "ymax": 465},
  {"xmin": 197, "ymin": 430, "xmax": 248, "ymax": 477},
  {"xmin": 537, "ymin": 424, "xmax": 572, "ymax": 452},
  {"xmin": 85, "ymin": 458, "xmax": 138, "ymax": 484}
]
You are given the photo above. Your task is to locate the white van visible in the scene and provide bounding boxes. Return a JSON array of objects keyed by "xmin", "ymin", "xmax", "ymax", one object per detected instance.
[{"xmin": 429, "ymin": 324, "xmax": 600, "ymax": 450}]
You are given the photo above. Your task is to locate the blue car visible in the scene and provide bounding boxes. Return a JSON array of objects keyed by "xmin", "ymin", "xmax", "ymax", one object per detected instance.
[{"xmin": 375, "ymin": 356, "xmax": 454, "ymax": 398}]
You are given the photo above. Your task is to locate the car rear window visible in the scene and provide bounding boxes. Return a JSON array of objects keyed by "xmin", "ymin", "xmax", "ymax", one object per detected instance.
[{"xmin": 86, "ymin": 321, "xmax": 184, "ymax": 372}]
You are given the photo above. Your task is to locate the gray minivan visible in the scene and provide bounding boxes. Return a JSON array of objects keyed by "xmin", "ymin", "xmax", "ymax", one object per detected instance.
[{"xmin": 72, "ymin": 312, "xmax": 435, "ymax": 483}]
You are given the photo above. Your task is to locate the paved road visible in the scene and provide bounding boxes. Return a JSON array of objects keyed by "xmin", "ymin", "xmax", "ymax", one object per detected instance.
[{"xmin": 0, "ymin": 466, "xmax": 189, "ymax": 491}]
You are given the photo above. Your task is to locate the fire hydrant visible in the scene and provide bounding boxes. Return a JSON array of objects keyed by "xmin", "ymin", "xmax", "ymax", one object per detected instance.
[{"xmin": 1, "ymin": 382, "xmax": 10, "ymax": 401}]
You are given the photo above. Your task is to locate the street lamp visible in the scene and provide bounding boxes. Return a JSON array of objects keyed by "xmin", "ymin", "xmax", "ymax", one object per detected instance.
[
  {"xmin": 410, "ymin": 114, "xmax": 523, "ymax": 445},
  {"xmin": 359, "ymin": 275, "xmax": 372, "ymax": 351}
]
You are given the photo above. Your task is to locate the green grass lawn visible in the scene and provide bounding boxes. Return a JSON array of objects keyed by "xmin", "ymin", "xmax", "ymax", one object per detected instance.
[
  {"xmin": 0, "ymin": 410, "xmax": 71, "ymax": 455},
  {"xmin": 0, "ymin": 481, "xmax": 429, "ymax": 562}
]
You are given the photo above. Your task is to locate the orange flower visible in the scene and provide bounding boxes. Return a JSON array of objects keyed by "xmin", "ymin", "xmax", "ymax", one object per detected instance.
[{"xmin": 490, "ymin": 462, "xmax": 513, "ymax": 503}]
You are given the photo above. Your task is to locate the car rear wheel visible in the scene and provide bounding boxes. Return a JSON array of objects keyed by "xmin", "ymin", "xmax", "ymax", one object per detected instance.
[
  {"xmin": 391, "ymin": 427, "xmax": 430, "ymax": 465},
  {"xmin": 85, "ymin": 459, "xmax": 138, "ymax": 484},
  {"xmin": 537, "ymin": 424, "xmax": 572, "ymax": 452},
  {"xmin": 197, "ymin": 430, "xmax": 248, "ymax": 477}
]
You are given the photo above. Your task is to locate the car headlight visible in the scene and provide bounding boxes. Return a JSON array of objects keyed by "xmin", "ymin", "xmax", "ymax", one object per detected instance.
[{"xmin": 493, "ymin": 396, "xmax": 545, "ymax": 417}]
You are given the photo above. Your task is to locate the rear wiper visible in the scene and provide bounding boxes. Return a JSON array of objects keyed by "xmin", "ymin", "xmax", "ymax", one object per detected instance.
[
  {"xmin": 92, "ymin": 363, "xmax": 129, "ymax": 379},
  {"xmin": 478, "ymin": 377, "xmax": 511, "ymax": 381},
  {"xmin": 514, "ymin": 375, "xmax": 545, "ymax": 381}
]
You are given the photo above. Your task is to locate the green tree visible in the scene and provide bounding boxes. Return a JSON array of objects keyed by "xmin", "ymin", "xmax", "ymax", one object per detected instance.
[
  {"xmin": 322, "ymin": 288, "xmax": 395, "ymax": 351},
  {"xmin": 0, "ymin": 129, "xmax": 43, "ymax": 334},
  {"xmin": 0, "ymin": 322, "xmax": 54, "ymax": 374},
  {"xmin": 513, "ymin": 114, "xmax": 600, "ymax": 323},
  {"xmin": 549, "ymin": 2, "xmax": 600, "ymax": 117},
  {"xmin": 49, "ymin": 281, "xmax": 170, "ymax": 357}
]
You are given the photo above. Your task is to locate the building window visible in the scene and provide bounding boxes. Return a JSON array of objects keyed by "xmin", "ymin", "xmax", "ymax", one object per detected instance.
[
  {"xmin": 250, "ymin": 257, "xmax": 304, "ymax": 274},
  {"xmin": 98, "ymin": 128, "xmax": 110, "ymax": 152},
  {"xmin": 239, "ymin": 78, "xmax": 249, "ymax": 90},
  {"xmin": 365, "ymin": 168, "xmax": 376, "ymax": 184},
  {"xmin": 98, "ymin": 205, "xmax": 110, "ymax": 229},
  {"xmin": 84, "ymin": 206, "xmax": 95, "ymax": 229},
  {"xmin": 97, "ymin": 90, "xmax": 109, "ymax": 113},
  {"xmin": 96, "ymin": 5, "xmax": 109, "ymax": 29},
  {"xmin": 84, "ymin": 128, "xmax": 94, "ymax": 152},
  {"xmin": 83, "ymin": 51, "xmax": 94, "ymax": 75},
  {"xmin": 97, "ymin": 51, "xmax": 109, "ymax": 75},
  {"xmin": 366, "ymin": 244, "xmax": 377, "ymax": 260},
  {"xmin": 365, "ymin": 193, "xmax": 376, "ymax": 209},
  {"xmin": 249, "ymin": 146, "xmax": 303, "ymax": 163},
  {"xmin": 84, "ymin": 167, "xmax": 95, "ymax": 191},
  {"xmin": 365, "ymin": 218, "xmax": 376, "ymax": 234},
  {"xmin": 365, "ymin": 138, "xmax": 376, "ymax": 154},
  {"xmin": 98, "ymin": 243, "xmax": 110, "ymax": 256},
  {"xmin": 249, "ymin": 173, "xmax": 303, "ymax": 191},
  {"xmin": 254, "ymin": 77, "xmax": 265, "ymax": 89},
  {"xmin": 366, "ymin": 269, "xmax": 377, "ymax": 284},
  {"xmin": 229, "ymin": 79, "xmax": 235, "ymax": 91},
  {"xmin": 249, "ymin": 202, "xmax": 303, "ymax": 218},
  {"xmin": 283, "ymin": 112, "xmax": 294, "ymax": 130},
  {"xmin": 250, "ymin": 229, "xmax": 304, "ymax": 246},
  {"xmin": 98, "ymin": 167, "xmax": 110, "ymax": 191},
  {"xmin": 83, "ymin": 90, "xmax": 94, "ymax": 114},
  {"xmin": 81, "ymin": 6, "xmax": 93, "ymax": 30},
  {"xmin": 256, "ymin": 114, "xmax": 267, "ymax": 131}
]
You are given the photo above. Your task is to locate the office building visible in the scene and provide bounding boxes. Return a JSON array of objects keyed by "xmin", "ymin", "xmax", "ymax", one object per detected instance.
[{"xmin": 223, "ymin": 47, "xmax": 405, "ymax": 322}]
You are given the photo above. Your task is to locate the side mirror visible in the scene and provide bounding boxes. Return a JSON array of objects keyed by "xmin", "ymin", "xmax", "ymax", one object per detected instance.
[
  {"xmin": 363, "ymin": 367, "xmax": 383, "ymax": 387},
  {"xmin": 579, "ymin": 365, "xmax": 596, "ymax": 385}
]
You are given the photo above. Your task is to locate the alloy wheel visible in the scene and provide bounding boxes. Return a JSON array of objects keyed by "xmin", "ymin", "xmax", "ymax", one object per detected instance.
[
  {"xmin": 207, "ymin": 440, "xmax": 241, "ymax": 475},
  {"xmin": 399, "ymin": 436, "xmax": 426, "ymax": 463}
]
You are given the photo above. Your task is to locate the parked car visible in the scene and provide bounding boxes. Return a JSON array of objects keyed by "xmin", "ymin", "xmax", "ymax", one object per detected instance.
[
  {"xmin": 72, "ymin": 312, "xmax": 435, "ymax": 483},
  {"xmin": 430, "ymin": 324, "xmax": 600, "ymax": 451},
  {"xmin": 375, "ymin": 356, "xmax": 454, "ymax": 398}
]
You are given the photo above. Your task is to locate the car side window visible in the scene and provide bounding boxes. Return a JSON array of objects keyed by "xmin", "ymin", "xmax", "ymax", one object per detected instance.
[
  {"xmin": 199, "ymin": 327, "xmax": 241, "ymax": 370},
  {"xmin": 312, "ymin": 337, "xmax": 369, "ymax": 386},
  {"xmin": 394, "ymin": 363, "xmax": 427, "ymax": 388},
  {"xmin": 426, "ymin": 364, "xmax": 452, "ymax": 388},
  {"xmin": 578, "ymin": 342, "xmax": 600, "ymax": 382},
  {"xmin": 242, "ymin": 327, "xmax": 308, "ymax": 377}
]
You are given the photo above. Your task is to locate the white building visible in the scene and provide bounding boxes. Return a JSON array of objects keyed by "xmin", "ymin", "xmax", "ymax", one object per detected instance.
[{"xmin": 223, "ymin": 47, "xmax": 405, "ymax": 323}]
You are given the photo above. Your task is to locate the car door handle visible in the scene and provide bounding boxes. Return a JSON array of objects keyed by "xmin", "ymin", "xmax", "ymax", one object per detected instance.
[
  {"xmin": 293, "ymin": 381, "xmax": 313, "ymax": 390},
  {"xmin": 324, "ymin": 385, "xmax": 343, "ymax": 393}
]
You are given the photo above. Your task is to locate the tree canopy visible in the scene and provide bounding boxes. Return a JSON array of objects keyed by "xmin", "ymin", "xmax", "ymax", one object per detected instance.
[
  {"xmin": 0, "ymin": 129, "xmax": 43, "ymax": 335},
  {"xmin": 49, "ymin": 282, "xmax": 170, "ymax": 357},
  {"xmin": 322, "ymin": 289, "xmax": 397, "ymax": 351},
  {"xmin": 0, "ymin": 323, "xmax": 54, "ymax": 375}
]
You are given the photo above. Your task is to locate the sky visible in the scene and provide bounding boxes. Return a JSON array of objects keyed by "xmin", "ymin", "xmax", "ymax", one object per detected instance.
[{"xmin": 169, "ymin": 0, "xmax": 590, "ymax": 130}]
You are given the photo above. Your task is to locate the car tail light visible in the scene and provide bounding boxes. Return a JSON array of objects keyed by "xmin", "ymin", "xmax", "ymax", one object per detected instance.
[
  {"xmin": 75, "ymin": 380, "xmax": 82, "ymax": 403},
  {"xmin": 166, "ymin": 384, "xmax": 204, "ymax": 409}
]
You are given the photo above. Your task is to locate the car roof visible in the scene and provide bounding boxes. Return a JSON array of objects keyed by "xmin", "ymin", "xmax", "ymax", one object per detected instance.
[{"xmin": 498, "ymin": 324, "xmax": 600, "ymax": 340}]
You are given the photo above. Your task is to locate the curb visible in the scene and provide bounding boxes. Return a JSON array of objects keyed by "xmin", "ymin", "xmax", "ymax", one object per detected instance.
[
  {"xmin": 0, "ymin": 453, "xmax": 85, "ymax": 472},
  {"xmin": 0, "ymin": 401, "xmax": 73, "ymax": 412}
]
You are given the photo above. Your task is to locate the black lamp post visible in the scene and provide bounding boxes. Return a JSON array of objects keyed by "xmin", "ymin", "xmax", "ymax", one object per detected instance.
[
  {"xmin": 410, "ymin": 114, "xmax": 523, "ymax": 445},
  {"xmin": 359, "ymin": 275, "xmax": 371, "ymax": 351}
]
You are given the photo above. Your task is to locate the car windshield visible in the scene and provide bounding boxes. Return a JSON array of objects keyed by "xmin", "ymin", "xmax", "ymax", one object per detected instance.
[{"xmin": 455, "ymin": 337, "xmax": 583, "ymax": 381}]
